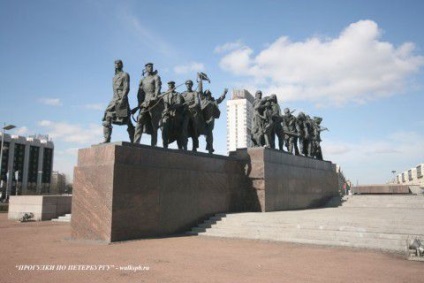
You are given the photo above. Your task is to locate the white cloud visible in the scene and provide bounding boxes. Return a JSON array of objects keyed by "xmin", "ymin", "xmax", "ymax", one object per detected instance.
[
  {"xmin": 325, "ymin": 144, "xmax": 351, "ymax": 155},
  {"xmin": 39, "ymin": 120, "xmax": 52, "ymax": 126},
  {"xmin": 14, "ymin": 126, "xmax": 29, "ymax": 136},
  {"xmin": 39, "ymin": 98, "xmax": 63, "ymax": 106},
  {"xmin": 56, "ymin": 147, "xmax": 79, "ymax": 156},
  {"xmin": 324, "ymin": 130, "xmax": 424, "ymax": 183},
  {"xmin": 218, "ymin": 20, "xmax": 424, "ymax": 106},
  {"xmin": 83, "ymin": 103, "xmax": 104, "ymax": 111},
  {"xmin": 38, "ymin": 120, "xmax": 102, "ymax": 144},
  {"xmin": 118, "ymin": 6, "xmax": 175, "ymax": 57},
  {"xmin": 174, "ymin": 62, "xmax": 205, "ymax": 75},
  {"xmin": 214, "ymin": 40, "xmax": 245, "ymax": 53}
]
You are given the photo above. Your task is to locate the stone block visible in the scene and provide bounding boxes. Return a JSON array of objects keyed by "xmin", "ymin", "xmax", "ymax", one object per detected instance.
[
  {"xmin": 71, "ymin": 143, "xmax": 246, "ymax": 242},
  {"xmin": 8, "ymin": 195, "xmax": 72, "ymax": 221},
  {"xmin": 352, "ymin": 185, "xmax": 410, "ymax": 194},
  {"xmin": 232, "ymin": 148, "xmax": 339, "ymax": 212},
  {"xmin": 71, "ymin": 144, "xmax": 339, "ymax": 242}
]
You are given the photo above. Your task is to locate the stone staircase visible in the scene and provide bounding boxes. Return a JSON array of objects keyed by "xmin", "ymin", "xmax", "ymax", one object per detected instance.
[
  {"xmin": 51, "ymin": 213, "xmax": 71, "ymax": 222},
  {"xmin": 188, "ymin": 195, "xmax": 424, "ymax": 253}
]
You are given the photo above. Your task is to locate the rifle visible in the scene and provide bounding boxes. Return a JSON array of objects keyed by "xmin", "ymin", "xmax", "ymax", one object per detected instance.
[
  {"xmin": 131, "ymin": 84, "xmax": 184, "ymax": 114},
  {"xmin": 284, "ymin": 131, "xmax": 301, "ymax": 137}
]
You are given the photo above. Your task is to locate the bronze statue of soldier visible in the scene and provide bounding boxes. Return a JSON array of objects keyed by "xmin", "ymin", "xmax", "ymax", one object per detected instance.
[
  {"xmin": 269, "ymin": 94, "xmax": 285, "ymax": 151},
  {"xmin": 251, "ymin": 90, "xmax": 266, "ymax": 147},
  {"xmin": 101, "ymin": 60, "xmax": 135, "ymax": 143},
  {"xmin": 297, "ymin": 112, "xmax": 313, "ymax": 157},
  {"xmin": 255, "ymin": 99, "xmax": 275, "ymax": 148},
  {"xmin": 181, "ymin": 79, "xmax": 202, "ymax": 152},
  {"xmin": 200, "ymin": 88, "xmax": 227, "ymax": 153},
  {"xmin": 134, "ymin": 62, "xmax": 163, "ymax": 146},
  {"xmin": 160, "ymin": 81, "xmax": 187, "ymax": 149},
  {"xmin": 282, "ymin": 108, "xmax": 300, "ymax": 155},
  {"xmin": 311, "ymin": 116, "xmax": 328, "ymax": 160}
]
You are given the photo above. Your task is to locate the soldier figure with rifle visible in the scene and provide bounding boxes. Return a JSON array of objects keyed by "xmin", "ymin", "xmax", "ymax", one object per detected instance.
[
  {"xmin": 297, "ymin": 112, "xmax": 313, "ymax": 157},
  {"xmin": 181, "ymin": 78, "xmax": 202, "ymax": 152},
  {"xmin": 160, "ymin": 81, "xmax": 187, "ymax": 149},
  {"xmin": 311, "ymin": 116, "xmax": 329, "ymax": 160},
  {"xmin": 133, "ymin": 62, "xmax": 162, "ymax": 146},
  {"xmin": 251, "ymin": 90, "xmax": 267, "ymax": 147},
  {"xmin": 269, "ymin": 94, "xmax": 285, "ymax": 151},
  {"xmin": 282, "ymin": 108, "xmax": 300, "ymax": 155}
]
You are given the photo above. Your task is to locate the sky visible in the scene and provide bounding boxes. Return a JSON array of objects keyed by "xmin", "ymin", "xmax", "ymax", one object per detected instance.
[{"xmin": 1, "ymin": 0, "xmax": 423, "ymax": 184}]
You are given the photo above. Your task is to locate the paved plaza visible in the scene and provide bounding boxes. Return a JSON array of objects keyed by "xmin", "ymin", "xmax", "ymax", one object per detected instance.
[{"xmin": 0, "ymin": 214, "xmax": 423, "ymax": 283}]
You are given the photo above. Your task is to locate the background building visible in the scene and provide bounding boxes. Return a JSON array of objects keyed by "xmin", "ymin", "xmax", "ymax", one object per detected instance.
[
  {"xmin": 226, "ymin": 89, "xmax": 255, "ymax": 152},
  {"xmin": 50, "ymin": 171, "xmax": 66, "ymax": 195},
  {"xmin": 0, "ymin": 133, "xmax": 54, "ymax": 198},
  {"xmin": 393, "ymin": 163, "xmax": 424, "ymax": 186}
]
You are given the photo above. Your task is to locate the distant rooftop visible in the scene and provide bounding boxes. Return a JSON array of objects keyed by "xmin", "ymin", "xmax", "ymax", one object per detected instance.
[{"xmin": 231, "ymin": 89, "xmax": 254, "ymax": 104}]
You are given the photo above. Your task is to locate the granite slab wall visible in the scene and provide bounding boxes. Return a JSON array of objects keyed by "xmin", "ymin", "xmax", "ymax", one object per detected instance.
[
  {"xmin": 230, "ymin": 148, "xmax": 339, "ymax": 212},
  {"xmin": 71, "ymin": 144, "xmax": 339, "ymax": 242},
  {"xmin": 71, "ymin": 142, "xmax": 247, "ymax": 242},
  {"xmin": 352, "ymin": 185, "xmax": 410, "ymax": 194},
  {"xmin": 8, "ymin": 195, "xmax": 72, "ymax": 221}
]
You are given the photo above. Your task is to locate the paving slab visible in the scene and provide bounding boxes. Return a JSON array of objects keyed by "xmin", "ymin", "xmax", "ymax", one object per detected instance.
[{"xmin": 0, "ymin": 214, "xmax": 423, "ymax": 283}]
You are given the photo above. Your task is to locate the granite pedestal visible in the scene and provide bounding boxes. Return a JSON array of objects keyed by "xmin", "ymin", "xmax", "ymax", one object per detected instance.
[
  {"xmin": 71, "ymin": 142, "xmax": 247, "ymax": 242},
  {"xmin": 71, "ymin": 143, "xmax": 339, "ymax": 242},
  {"xmin": 230, "ymin": 148, "xmax": 339, "ymax": 212}
]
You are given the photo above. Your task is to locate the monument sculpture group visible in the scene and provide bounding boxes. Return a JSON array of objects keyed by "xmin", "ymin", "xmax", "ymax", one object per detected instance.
[
  {"xmin": 251, "ymin": 90, "xmax": 328, "ymax": 160},
  {"xmin": 102, "ymin": 60, "xmax": 226, "ymax": 154},
  {"xmin": 102, "ymin": 59, "xmax": 328, "ymax": 158},
  {"xmin": 72, "ymin": 59, "xmax": 338, "ymax": 242}
]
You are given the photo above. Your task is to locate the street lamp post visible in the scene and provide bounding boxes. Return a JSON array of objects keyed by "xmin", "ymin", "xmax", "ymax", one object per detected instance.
[
  {"xmin": 0, "ymin": 123, "xmax": 16, "ymax": 201},
  {"xmin": 392, "ymin": 170, "xmax": 397, "ymax": 184},
  {"xmin": 37, "ymin": 170, "xmax": 43, "ymax": 194}
]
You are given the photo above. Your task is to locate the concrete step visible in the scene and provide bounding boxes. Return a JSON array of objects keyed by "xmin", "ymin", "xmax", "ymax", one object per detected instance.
[
  {"xmin": 201, "ymin": 232, "xmax": 408, "ymax": 252},
  {"xmin": 343, "ymin": 195, "xmax": 424, "ymax": 200},
  {"xmin": 187, "ymin": 195, "xmax": 424, "ymax": 253},
  {"xmin": 51, "ymin": 213, "xmax": 71, "ymax": 222},
  {"xmin": 200, "ymin": 225, "xmax": 417, "ymax": 240},
  {"xmin": 409, "ymin": 186, "xmax": 424, "ymax": 195},
  {"xmin": 213, "ymin": 209, "xmax": 424, "ymax": 224},
  {"xmin": 201, "ymin": 222, "xmax": 424, "ymax": 235},
  {"xmin": 188, "ymin": 205, "xmax": 424, "ymax": 253},
  {"xmin": 192, "ymin": 223, "xmax": 412, "ymax": 252},
  {"xmin": 197, "ymin": 220, "xmax": 424, "ymax": 233}
]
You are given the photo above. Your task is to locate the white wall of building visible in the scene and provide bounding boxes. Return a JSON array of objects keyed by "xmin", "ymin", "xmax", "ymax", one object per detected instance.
[
  {"xmin": 395, "ymin": 163, "xmax": 424, "ymax": 186},
  {"xmin": 226, "ymin": 90, "xmax": 254, "ymax": 152},
  {"xmin": 0, "ymin": 133, "xmax": 54, "ymax": 196}
]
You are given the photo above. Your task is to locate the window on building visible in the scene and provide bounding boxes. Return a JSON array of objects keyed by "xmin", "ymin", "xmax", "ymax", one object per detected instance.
[{"xmin": 417, "ymin": 165, "xmax": 423, "ymax": 178}]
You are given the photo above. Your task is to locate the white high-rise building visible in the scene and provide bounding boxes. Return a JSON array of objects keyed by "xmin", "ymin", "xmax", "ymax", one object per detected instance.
[
  {"xmin": 226, "ymin": 89, "xmax": 255, "ymax": 152},
  {"xmin": 0, "ymin": 133, "xmax": 54, "ymax": 197}
]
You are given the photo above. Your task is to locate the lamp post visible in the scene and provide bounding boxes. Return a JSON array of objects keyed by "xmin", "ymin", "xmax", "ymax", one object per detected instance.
[
  {"xmin": 0, "ymin": 123, "xmax": 16, "ymax": 201},
  {"xmin": 37, "ymin": 170, "xmax": 43, "ymax": 194}
]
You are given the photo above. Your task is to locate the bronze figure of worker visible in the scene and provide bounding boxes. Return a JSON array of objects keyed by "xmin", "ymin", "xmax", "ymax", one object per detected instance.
[{"xmin": 102, "ymin": 60, "xmax": 135, "ymax": 143}]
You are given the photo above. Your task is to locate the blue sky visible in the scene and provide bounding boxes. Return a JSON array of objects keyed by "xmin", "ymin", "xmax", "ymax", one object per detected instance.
[{"xmin": 1, "ymin": 0, "xmax": 423, "ymax": 184}]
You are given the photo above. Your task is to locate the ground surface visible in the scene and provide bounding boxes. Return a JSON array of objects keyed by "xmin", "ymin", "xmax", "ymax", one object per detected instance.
[{"xmin": 0, "ymin": 214, "xmax": 423, "ymax": 283}]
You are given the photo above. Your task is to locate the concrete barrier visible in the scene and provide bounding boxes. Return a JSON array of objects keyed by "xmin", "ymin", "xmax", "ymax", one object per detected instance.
[
  {"xmin": 352, "ymin": 185, "xmax": 410, "ymax": 194},
  {"xmin": 8, "ymin": 195, "xmax": 72, "ymax": 221}
]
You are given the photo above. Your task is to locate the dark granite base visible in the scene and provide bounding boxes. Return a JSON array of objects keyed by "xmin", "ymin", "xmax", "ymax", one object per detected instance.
[
  {"xmin": 71, "ymin": 143, "xmax": 339, "ymax": 242},
  {"xmin": 230, "ymin": 148, "xmax": 339, "ymax": 212},
  {"xmin": 71, "ymin": 142, "xmax": 247, "ymax": 242},
  {"xmin": 352, "ymin": 185, "xmax": 410, "ymax": 194}
]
